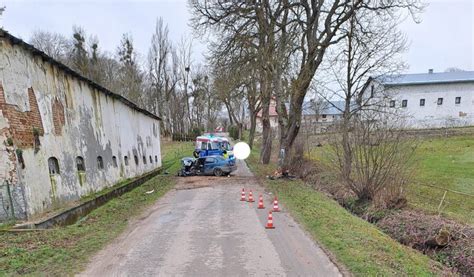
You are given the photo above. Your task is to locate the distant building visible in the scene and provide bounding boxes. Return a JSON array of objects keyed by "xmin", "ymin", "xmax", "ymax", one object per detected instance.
[
  {"xmin": 301, "ymin": 100, "xmax": 346, "ymax": 133},
  {"xmin": 364, "ymin": 70, "xmax": 474, "ymax": 128},
  {"xmin": 256, "ymin": 98, "xmax": 348, "ymax": 134},
  {"xmin": 256, "ymin": 98, "xmax": 279, "ymax": 132},
  {"xmin": 0, "ymin": 30, "xmax": 162, "ymax": 221}
]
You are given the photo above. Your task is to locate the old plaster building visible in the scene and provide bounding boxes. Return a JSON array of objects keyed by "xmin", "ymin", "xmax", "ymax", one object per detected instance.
[
  {"xmin": 365, "ymin": 70, "xmax": 474, "ymax": 128},
  {"xmin": 0, "ymin": 30, "xmax": 162, "ymax": 221}
]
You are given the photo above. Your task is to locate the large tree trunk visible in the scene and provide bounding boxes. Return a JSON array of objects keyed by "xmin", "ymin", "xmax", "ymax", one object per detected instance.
[
  {"xmin": 248, "ymin": 113, "xmax": 257, "ymax": 149},
  {"xmin": 281, "ymin": 111, "xmax": 301, "ymax": 169},
  {"xmin": 260, "ymin": 78, "xmax": 272, "ymax": 164},
  {"xmin": 248, "ymin": 100, "xmax": 258, "ymax": 149},
  {"xmin": 280, "ymin": 51, "xmax": 322, "ymax": 169},
  {"xmin": 238, "ymin": 105, "xmax": 245, "ymax": 140},
  {"xmin": 247, "ymin": 78, "xmax": 259, "ymax": 149},
  {"xmin": 273, "ymin": 67, "xmax": 288, "ymax": 150},
  {"xmin": 260, "ymin": 116, "xmax": 272, "ymax": 164},
  {"xmin": 224, "ymin": 100, "xmax": 234, "ymax": 126},
  {"xmin": 280, "ymin": 75, "xmax": 313, "ymax": 169}
]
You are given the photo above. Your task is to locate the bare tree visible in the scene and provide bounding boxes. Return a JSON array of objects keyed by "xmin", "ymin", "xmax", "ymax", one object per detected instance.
[
  {"xmin": 30, "ymin": 30, "xmax": 71, "ymax": 62},
  {"xmin": 177, "ymin": 37, "xmax": 194, "ymax": 132},
  {"xmin": 190, "ymin": 0, "xmax": 289, "ymax": 163},
  {"xmin": 188, "ymin": 65, "xmax": 219, "ymax": 131},
  {"xmin": 69, "ymin": 25, "xmax": 90, "ymax": 76},
  {"xmin": 27, "ymin": 21, "xmax": 206, "ymax": 134},
  {"xmin": 98, "ymin": 54, "xmax": 122, "ymax": 93},
  {"xmin": 190, "ymin": 0, "xmax": 422, "ymax": 165},
  {"xmin": 318, "ymin": 9, "xmax": 410, "ymax": 185},
  {"xmin": 116, "ymin": 33, "xmax": 144, "ymax": 104},
  {"xmin": 275, "ymin": 1, "xmax": 422, "ymax": 170},
  {"xmin": 330, "ymin": 111, "xmax": 416, "ymax": 207},
  {"xmin": 148, "ymin": 18, "xmax": 176, "ymax": 135}
]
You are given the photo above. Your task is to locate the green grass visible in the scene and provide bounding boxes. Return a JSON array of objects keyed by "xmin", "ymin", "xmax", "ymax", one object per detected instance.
[
  {"xmin": 247, "ymin": 147, "xmax": 446, "ymax": 276},
  {"xmin": 407, "ymin": 136, "xmax": 474, "ymax": 224},
  {"xmin": 307, "ymin": 135, "xmax": 474, "ymax": 225},
  {"xmin": 161, "ymin": 140, "xmax": 195, "ymax": 173},
  {"xmin": 0, "ymin": 140, "xmax": 193, "ymax": 276}
]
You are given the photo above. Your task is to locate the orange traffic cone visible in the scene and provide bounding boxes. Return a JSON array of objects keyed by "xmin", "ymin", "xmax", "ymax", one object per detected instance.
[
  {"xmin": 265, "ymin": 210, "xmax": 275, "ymax": 229},
  {"xmin": 248, "ymin": 190, "xmax": 255, "ymax": 202},
  {"xmin": 257, "ymin": 195, "xmax": 265, "ymax": 209},
  {"xmin": 273, "ymin": 197, "xmax": 280, "ymax": 212},
  {"xmin": 240, "ymin": 188, "xmax": 246, "ymax": 201}
]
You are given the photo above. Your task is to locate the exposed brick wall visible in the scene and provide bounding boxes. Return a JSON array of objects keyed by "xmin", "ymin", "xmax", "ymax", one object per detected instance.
[
  {"xmin": 52, "ymin": 98, "xmax": 65, "ymax": 135},
  {"xmin": 0, "ymin": 83, "xmax": 44, "ymax": 148},
  {"xmin": 0, "ymin": 128, "xmax": 17, "ymax": 184}
]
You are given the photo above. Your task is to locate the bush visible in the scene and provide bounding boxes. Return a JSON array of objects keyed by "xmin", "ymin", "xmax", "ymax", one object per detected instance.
[
  {"xmin": 330, "ymin": 113, "xmax": 417, "ymax": 207},
  {"xmin": 228, "ymin": 125, "xmax": 239, "ymax": 140},
  {"xmin": 190, "ymin": 127, "xmax": 202, "ymax": 139}
]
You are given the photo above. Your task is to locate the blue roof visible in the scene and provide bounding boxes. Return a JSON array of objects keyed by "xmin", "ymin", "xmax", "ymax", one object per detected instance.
[
  {"xmin": 303, "ymin": 100, "xmax": 355, "ymax": 116},
  {"xmin": 376, "ymin": 71, "xmax": 474, "ymax": 86}
]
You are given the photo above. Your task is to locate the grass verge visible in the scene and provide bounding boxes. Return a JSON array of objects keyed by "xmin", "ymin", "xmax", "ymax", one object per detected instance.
[
  {"xmin": 308, "ymin": 135, "xmax": 474, "ymax": 225},
  {"xmin": 0, "ymin": 140, "xmax": 193, "ymax": 276},
  {"xmin": 247, "ymin": 147, "xmax": 447, "ymax": 276},
  {"xmin": 407, "ymin": 136, "xmax": 474, "ymax": 225}
]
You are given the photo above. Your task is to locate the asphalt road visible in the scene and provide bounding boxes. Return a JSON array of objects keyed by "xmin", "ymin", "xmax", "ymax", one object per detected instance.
[{"xmin": 80, "ymin": 159, "xmax": 342, "ymax": 276}]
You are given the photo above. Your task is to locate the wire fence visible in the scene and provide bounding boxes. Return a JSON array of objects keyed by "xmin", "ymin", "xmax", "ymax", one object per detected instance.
[{"xmin": 406, "ymin": 183, "xmax": 473, "ymax": 222}]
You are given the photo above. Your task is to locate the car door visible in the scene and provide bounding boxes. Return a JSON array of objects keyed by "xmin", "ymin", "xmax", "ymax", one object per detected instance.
[{"xmin": 204, "ymin": 157, "xmax": 216, "ymax": 174}]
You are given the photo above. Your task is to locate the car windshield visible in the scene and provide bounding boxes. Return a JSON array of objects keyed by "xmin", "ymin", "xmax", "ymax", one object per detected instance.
[{"xmin": 210, "ymin": 142, "xmax": 219, "ymax": 150}]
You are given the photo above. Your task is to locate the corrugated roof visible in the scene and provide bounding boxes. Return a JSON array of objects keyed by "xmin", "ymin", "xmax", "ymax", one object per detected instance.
[
  {"xmin": 376, "ymin": 71, "xmax": 474, "ymax": 86},
  {"xmin": 0, "ymin": 29, "xmax": 161, "ymax": 121}
]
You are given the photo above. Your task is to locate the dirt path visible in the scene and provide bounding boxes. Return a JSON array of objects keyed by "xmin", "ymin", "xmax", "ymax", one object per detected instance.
[{"xmin": 80, "ymin": 160, "xmax": 341, "ymax": 276}]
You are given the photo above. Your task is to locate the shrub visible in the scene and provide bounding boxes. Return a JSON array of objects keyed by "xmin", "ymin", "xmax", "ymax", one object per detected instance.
[
  {"xmin": 190, "ymin": 127, "xmax": 202, "ymax": 139},
  {"xmin": 228, "ymin": 125, "xmax": 239, "ymax": 140},
  {"xmin": 330, "ymin": 113, "xmax": 417, "ymax": 208}
]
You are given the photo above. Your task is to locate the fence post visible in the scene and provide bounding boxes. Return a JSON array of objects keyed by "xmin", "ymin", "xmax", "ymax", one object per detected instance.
[{"xmin": 437, "ymin": 190, "xmax": 447, "ymax": 215}]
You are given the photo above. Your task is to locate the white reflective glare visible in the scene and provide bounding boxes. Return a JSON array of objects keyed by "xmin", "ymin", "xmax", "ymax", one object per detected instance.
[{"xmin": 233, "ymin": 142, "xmax": 251, "ymax": 160}]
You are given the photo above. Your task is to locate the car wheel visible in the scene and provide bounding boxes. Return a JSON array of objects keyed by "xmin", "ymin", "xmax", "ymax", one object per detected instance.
[{"xmin": 214, "ymin": 168, "xmax": 223, "ymax": 177}]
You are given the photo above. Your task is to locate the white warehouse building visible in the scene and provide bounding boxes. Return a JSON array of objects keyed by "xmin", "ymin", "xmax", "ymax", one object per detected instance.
[
  {"xmin": 366, "ymin": 70, "xmax": 474, "ymax": 129},
  {"xmin": 0, "ymin": 30, "xmax": 162, "ymax": 221}
]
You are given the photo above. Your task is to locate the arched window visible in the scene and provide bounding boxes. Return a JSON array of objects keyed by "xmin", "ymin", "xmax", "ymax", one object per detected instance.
[
  {"xmin": 48, "ymin": 157, "xmax": 60, "ymax": 175},
  {"xmin": 97, "ymin": 156, "xmax": 104, "ymax": 169},
  {"xmin": 134, "ymin": 155, "xmax": 139, "ymax": 165},
  {"xmin": 155, "ymin": 155, "xmax": 158, "ymax": 163},
  {"xmin": 124, "ymin": 156, "xmax": 129, "ymax": 166},
  {"xmin": 143, "ymin": 156, "xmax": 147, "ymax": 164},
  {"xmin": 149, "ymin": 155, "xmax": 152, "ymax": 163},
  {"xmin": 112, "ymin": 156, "xmax": 118, "ymax": 168},
  {"xmin": 76, "ymin": 156, "xmax": 85, "ymax": 171}
]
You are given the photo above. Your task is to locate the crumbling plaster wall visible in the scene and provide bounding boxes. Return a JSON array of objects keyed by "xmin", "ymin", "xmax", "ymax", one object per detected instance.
[{"xmin": 0, "ymin": 38, "xmax": 161, "ymax": 220}]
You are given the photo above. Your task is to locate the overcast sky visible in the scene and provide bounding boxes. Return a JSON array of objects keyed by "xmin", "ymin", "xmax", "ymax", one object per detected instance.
[{"xmin": 0, "ymin": 0, "xmax": 473, "ymax": 74}]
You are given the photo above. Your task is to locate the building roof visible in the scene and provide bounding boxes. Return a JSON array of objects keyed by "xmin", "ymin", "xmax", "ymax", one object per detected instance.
[
  {"xmin": 303, "ymin": 100, "xmax": 355, "ymax": 116},
  {"xmin": 376, "ymin": 71, "xmax": 474, "ymax": 86},
  {"xmin": 0, "ymin": 29, "xmax": 161, "ymax": 121}
]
